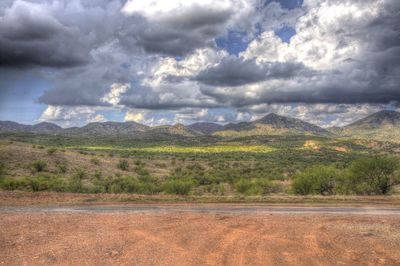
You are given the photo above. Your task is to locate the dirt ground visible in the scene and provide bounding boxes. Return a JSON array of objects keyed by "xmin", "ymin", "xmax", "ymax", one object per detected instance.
[{"xmin": 1, "ymin": 210, "xmax": 400, "ymax": 266}]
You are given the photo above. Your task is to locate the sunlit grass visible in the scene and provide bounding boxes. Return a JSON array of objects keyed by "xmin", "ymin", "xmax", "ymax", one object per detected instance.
[{"xmin": 68, "ymin": 145, "xmax": 276, "ymax": 153}]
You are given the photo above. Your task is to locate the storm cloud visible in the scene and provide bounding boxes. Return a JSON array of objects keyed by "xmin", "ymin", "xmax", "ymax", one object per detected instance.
[
  {"xmin": 1, "ymin": 0, "xmax": 400, "ymax": 127},
  {"xmin": 196, "ymin": 57, "xmax": 307, "ymax": 86}
]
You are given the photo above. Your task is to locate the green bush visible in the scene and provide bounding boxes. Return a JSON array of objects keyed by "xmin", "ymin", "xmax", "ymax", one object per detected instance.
[
  {"xmin": 347, "ymin": 156, "xmax": 400, "ymax": 195},
  {"xmin": 31, "ymin": 160, "xmax": 47, "ymax": 172},
  {"xmin": 0, "ymin": 177, "xmax": 29, "ymax": 191},
  {"xmin": 109, "ymin": 176, "xmax": 138, "ymax": 193},
  {"xmin": 292, "ymin": 165, "xmax": 339, "ymax": 195},
  {"xmin": 164, "ymin": 179, "xmax": 194, "ymax": 195},
  {"xmin": 0, "ymin": 175, "xmax": 67, "ymax": 192},
  {"xmin": 117, "ymin": 159, "xmax": 129, "ymax": 171},
  {"xmin": 235, "ymin": 179, "xmax": 254, "ymax": 194},
  {"xmin": 68, "ymin": 176, "xmax": 85, "ymax": 193}
]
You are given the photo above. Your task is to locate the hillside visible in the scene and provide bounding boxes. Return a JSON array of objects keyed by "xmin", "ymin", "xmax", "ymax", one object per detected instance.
[
  {"xmin": 7, "ymin": 111, "xmax": 400, "ymax": 141},
  {"xmin": 214, "ymin": 113, "xmax": 331, "ymax": 137},
  {"xmin": 63, "ymin": 121, "xmax": 149, "ymax": 136},
  {"xmin": 332, "ymin": 110, "xmax": 400, "ymax": 142},
  {"xmin": 0, "ymin": 121, "xmax": 63, "ymax": 134},
  {"xmin": 188, "ymin": 122, "xmax": 223, "ymax": 134}
]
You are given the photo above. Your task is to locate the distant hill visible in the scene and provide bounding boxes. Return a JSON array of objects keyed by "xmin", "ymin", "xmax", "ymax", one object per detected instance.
[
  {"xmin": 64, "ymin": 121, "xmax": 149, "ymax": 136},
  {"xmin": 214, "ymin": 113, "xmax": 331, "ymax": 137},
  {"xmin": 331, "ymin": 110, "xmax": 400, "ymax": 142},
  {"xmin": 188, "ymin": 122, "xmax": 223, "ymax": 135},
  {"xmin": 0, "ymin": 120, "xmax": 199, "ymax": 139},
  {"xmin": 0, "ymin": 114, "xmax": 333, "ymax": 139},
  {"xmin": 0, "ymin": 121, "xmax": 62, "ymax": 134},
  {"xmin": 149, "ymin": 124, "xmax": 200, "ymax": 137}
]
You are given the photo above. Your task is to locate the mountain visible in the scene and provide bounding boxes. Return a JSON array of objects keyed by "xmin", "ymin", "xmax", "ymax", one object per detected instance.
[
  {"xmin": 0, "ymin": 114, "xmax": 332, "ymax": 138},
  {"xmin": 332, "ymin": 110, "xmax": 400, "ymax": 142},
  {"xmin": 149, "ymin": 124, "xmax": 200, "ymax": 137},
  {"xmin": 0, "ymin": 120, "xmax": 199, "ymax": 138},
  {"xmin": 214, "ymin": 113, "xmax": 331, "ymax": 137},
  {"xmin": 31, "ymin": 122, "xmax": 63, "ymax": 134},
  {"xmin": 0, "ymin": 121, "xmax": 62, "ymax": 134},
  {"xmin": 188, "ymin": 122, "xmax": 223, "ymax": 135},
  {"xmin": 0, "ymin": 121, "xmax": 30, "ymax": 132},
  {"xmin": 64, "ymin": 121, "xmax": 149, "ymax": 136}
]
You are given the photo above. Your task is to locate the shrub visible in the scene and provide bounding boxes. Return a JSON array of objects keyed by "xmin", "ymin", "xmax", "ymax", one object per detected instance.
[
  {"xmin": 90, "ymin": 157, "xmax": 100, "ymax": 165},
  {"xmin": 0, "ymin": 162, "xmax": 5, "ymax": 177},
  {"xmin": 74, "ymin": 169, "xmax": 86, "ymax": 180},
  {"xmin": 0, "ymin": 177, "xmax": 29, "ymax": 191},
  {"xmin": 28, "ymin": 176, "xmax": 50, "ymax": 191},
  {"xmin": 235, "ymin": 179, "xmax": 254, "ymax": 194},
  {"xmin": 0, "ymin": 175, "xmax": 67, "ymax": 192},
  {"xmin": 134, "ymin": 166, "xmax": 150, "ymax": 176},
  {"xmin": 117, "ymin": 160, "xmax": 129, "ymax": 171},
  {"xmin": 31, "ymin": 160, "xmax": 47, "ymax": 172},
  {"xmin": 347, "ymin": 156, "xmax": 400, "ymax": 195},
  {"xmin": 164, "ymin": 179, "xmax": 194, "ymax": 195},
  {"xmin": 68, "ymin": 176, "xmax": 85, "ymax": 193},
  {"xmin": 292, "ymin": 165, "xmax": 339, "ymax": 195},
  {"xmin": 56, "ymin": 163, "xmax": 68, "ymax": 174},
  {"xmin": 255, "ymin": 179, "xmax": 282, "ymax": 194},
  {"xmin": 109, "ymin": 176, "xmax": 138, "ymax": 193},
  {"xmin": 47, "ymin": 148, "xmax": 57, "ymax": 155}
]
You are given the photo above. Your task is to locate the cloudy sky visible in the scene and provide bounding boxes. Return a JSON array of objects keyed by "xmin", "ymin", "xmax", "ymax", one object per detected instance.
[{"xmin": 0, "ymin": 0, "xmax": 399, "ymax": 127}]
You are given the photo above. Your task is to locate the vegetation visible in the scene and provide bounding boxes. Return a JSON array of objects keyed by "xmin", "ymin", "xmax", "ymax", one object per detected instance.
[
  {"xmin": 31, "ymin": 160, "xmax": 47, "ymax": 172},
  {"xmin": 346, "ymin": 156, "xmax": 400, "ymax": 195},
  {"xmin": 292, "ymin": 166, "xmax": 339, "ymax": 195},
  {"xmin": 292, "ymin": 157, "xmax": 400, "ymax": 195},
  {"xmin": 117, "ymin": 159, "xmax": 129, "ymax": 171},
  {"xmin": 1, "ymin": 136, "xmax": 400, "ymax": 196},
  {"xmin": 0, "ymin": 162, "xmax": 5, "ymax": 178}
]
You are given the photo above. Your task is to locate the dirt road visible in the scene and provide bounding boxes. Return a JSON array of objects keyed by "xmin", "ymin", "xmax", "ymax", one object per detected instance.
[
  {"xmin": 1, "ymin": 204, "xmax": 400, "ymax": 215},
  {"xmin": 1, "ymin": 204, "xmax": 400, "ymax": 265}
]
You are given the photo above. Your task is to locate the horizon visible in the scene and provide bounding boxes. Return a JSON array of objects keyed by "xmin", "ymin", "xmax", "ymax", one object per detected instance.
[
  {"xmin": 1, "ymin": 0, "xmax": 399, "ymax": 128},
  {"xmin": 1, "ymin": 109, "xmax": 398, "ymax": 129}
]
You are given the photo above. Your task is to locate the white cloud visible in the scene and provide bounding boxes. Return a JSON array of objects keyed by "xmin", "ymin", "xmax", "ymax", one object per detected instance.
[
  {"xmin": 124, "ymin": 109, "xmax": 147, "ymax": 123},
  {"xmin": 101, "ymin": 83, "xmax": 130, "ymax": 106},
  {"xmin": 39, "ymin": 105, "xmax": 107, "ymax": 127},
  {"xmin": 122, "ymin": 0, "xmax": 233, "ymax": 19}
]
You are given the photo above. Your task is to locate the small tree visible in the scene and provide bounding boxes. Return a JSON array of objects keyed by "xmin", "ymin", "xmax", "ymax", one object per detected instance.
[{"xmin": 347, "ymin": 156, "xmax": 400, "ymax": 195}]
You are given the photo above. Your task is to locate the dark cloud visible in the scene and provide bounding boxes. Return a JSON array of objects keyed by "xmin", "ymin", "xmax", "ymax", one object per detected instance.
[
  {"xmin": 0, "ymin": 0, "xmax": 94, "ymax": 68},
  {"xmin": 196, "ymin": 56, "xmax": 307, "ymax": 87},
  {"xmin": 119, "ymin": 5, "xmax": 235, "ymax": 57},
  {"xmin": 1, "ymin": 0, "xmax": 400, "ymax": 127}
]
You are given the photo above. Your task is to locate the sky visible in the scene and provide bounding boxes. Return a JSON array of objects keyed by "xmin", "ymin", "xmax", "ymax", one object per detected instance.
[{"xmin": 0, "ymin": 0, "xmax": 399, "ymax": 128}]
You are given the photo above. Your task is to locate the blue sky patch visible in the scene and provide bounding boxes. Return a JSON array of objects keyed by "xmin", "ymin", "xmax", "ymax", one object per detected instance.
[
  {"xmin": 275, "ymin": 26, "xmax": 296, "ymax": 43},
  {"xmin": 215, "ymin": 31, "xmax": 251, "ymax": 56}
]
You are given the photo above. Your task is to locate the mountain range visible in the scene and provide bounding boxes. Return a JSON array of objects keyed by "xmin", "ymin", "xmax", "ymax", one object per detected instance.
[{"xmin": 2, "ymin": 110, "xmax": 400, "ymax": 142}]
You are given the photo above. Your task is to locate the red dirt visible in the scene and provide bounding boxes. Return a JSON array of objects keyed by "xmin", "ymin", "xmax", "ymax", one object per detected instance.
[{"xmin": 1, "ymin": 212, "xmax": 399, "ymax": 265}]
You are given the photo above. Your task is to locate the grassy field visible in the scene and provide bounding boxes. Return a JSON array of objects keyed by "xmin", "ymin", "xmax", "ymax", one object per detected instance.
[{"xmin": 0, "ymin": 135, "xmax": 399, "ymax": 198}]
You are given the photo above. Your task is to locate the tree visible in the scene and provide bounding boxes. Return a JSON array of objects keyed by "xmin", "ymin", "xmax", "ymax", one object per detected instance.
[
  {"xmin": 348, "ymin": 156, "xmax": 400, "ymax": 195},
  {"xmin": 292, "ymin": 165, "xmax": 339, "ymax": 195}
]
